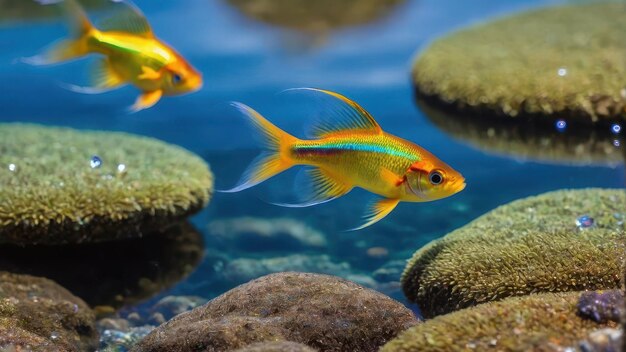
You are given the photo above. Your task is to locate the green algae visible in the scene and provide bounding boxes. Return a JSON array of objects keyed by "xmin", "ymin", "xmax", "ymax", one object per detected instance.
[
  {"xmin": 402, "ymin": 188, "xmax": 626, "ymax": 318},
  {"xmin": 0, "ymin": 123, "xmax": 213, "ymax": 245},
  {"xmin": 412, "ymin": 3, "xmax": 626, "ymax": 123},
  {"xmin": 381, "ymin": 291, "xmax": 618, "ymax": 352}
]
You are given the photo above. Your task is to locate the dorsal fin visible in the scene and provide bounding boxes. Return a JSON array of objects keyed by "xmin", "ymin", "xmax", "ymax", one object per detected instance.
[
  {"xmin": 97, "ymin": 0, "xmax": 153, "ymax": 37},
  {"xmin": 283, "ymin": 88, "xmax": 382, "ymax": 138}
]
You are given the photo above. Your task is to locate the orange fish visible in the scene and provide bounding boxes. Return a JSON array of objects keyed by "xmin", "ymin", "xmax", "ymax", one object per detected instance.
[
  {"xmin": 28, "ymin": 0, "xmax": 202, "ymax": 112},
  {"xmin": 224, "ymin": 88, "xmax": 466, "ymax": 230}
]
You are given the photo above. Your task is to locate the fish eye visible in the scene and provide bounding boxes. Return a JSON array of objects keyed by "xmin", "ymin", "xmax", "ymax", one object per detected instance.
[
  {"xmin": 429, "ymin": 171, "xmax": 444, "ymax": 185},
  {"xmin": 172, "ymin": 73, "xmax": 182, "ymax": 84}
]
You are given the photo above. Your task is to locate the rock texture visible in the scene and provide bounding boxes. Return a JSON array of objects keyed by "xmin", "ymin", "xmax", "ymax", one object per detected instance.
[{"xmin": 132, "ymin": 272, "xmax": 418, "ymax": 352}]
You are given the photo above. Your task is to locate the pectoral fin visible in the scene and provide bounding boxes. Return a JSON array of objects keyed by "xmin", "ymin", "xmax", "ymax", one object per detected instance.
[
  {"xmin": 380, "ymin": 167, "xmax": 405, "ymax": 187},
  {"xmin": 129, "ymin": 90, "xmax": 162, "ymax": 113},
  {"xmin": 138, "ymin": 66, "xmax": 161, "ymax": 80},
  {"xmin": 349, "ymin": 198, "xmax": 400, "ymax": 231}
]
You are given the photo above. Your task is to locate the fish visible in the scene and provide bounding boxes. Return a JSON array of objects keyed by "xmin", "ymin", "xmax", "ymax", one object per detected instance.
[
  {"xmin": 27, "ymin": 0, "xmax": 202, "ymax": 112},
  {"xmin": 223, "ymin": 88, "xmax": 466, "ymax": 230}
]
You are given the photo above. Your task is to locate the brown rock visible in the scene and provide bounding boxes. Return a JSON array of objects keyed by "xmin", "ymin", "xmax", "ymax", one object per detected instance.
[
  {"xmin": 0, "ymin": 272, "xmax": 97, "ymax": 351},
  {"xmin": 131, "ymin": 272, "xmax": 418, "ymax": 352}
]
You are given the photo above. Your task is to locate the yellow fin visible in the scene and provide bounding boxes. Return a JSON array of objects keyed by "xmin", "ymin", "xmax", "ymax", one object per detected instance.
[
  {"xmin": 129, "ymin": 90, "xmax": 162, "ymax": 113},
  {"xmin": 282, "ymin": 88, "xmax": 382, "ymax": 138},
  {"xmin": 273, "ymin": 167, "xmax": 352, "ymax": 207},
  {"xmin": 89, "ymin": 58, "xmax": 124, "ymax": 90},
  {"xmin": 24, "ymin": 0, "xmax": 93, "ymax": 66},
  {"xmin": 97, "ymin": 0, "xmax": 153, "ymax": 37},
  {"xmin": 350, "ymin": 198, "xmax": 400, "ymax": 231},
  {"xmin": 380, "ymin": 167, "xmax": 404, "ymax": 187},
  {"xmin": 219, "ymin": 102, "xmax": 297, "ymax": 193},
  {"xmin": 138, "ymin": 66, "xmax": 160, "ymax": 80}
]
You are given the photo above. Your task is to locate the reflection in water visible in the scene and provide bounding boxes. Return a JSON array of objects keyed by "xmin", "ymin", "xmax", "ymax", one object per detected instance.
[
  {"xmin": 0, "ymin": 0, "xmax": 108, "ymax": 23},
  {"xmin": 225, "ymin": 0, "xmax": 406, "ymax": 33},
  {"xmin": 0, "ymin": 222, "xmax": 204, "ymax": 309},
  {"xmin": 417, "ymin": 97, "xmax": 625, "ymax": 166}
]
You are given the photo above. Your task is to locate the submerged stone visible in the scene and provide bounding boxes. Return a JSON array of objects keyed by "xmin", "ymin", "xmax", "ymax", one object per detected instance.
[
  {"xmin": 577, "ymin": 290, "xmax": 623, "ymax": 324},
  {"xmin": 381, "ymin": 292, "xmax": 618, "ymax": 352},
  {"xmin": 0, "ymin": 124, "xmax": 213, "ymax": 245},
  {"xmin": 208, "ymin": 217, "xmax": 328, "ymax": 250},
  {"xmin": 0, "ymin": 271, "xmax": 97, "ymax": 351},
  {"xmin": 231, "ymin": 341, "xmax": 318, "ymax": 352},
  {"xmin": 226, "ymin": 0, "xmax": 405, "ymax": 33},
  {"xmin": 402, "ymin": 188, "xmax": 626, "ymax": 317},
  {"xmin": 413, "ymin": 4, "xmax": 626, "ymax": 123},
  {"xmin": 131, "ymin": 272, "xmax": 418, "ymax": 352}
]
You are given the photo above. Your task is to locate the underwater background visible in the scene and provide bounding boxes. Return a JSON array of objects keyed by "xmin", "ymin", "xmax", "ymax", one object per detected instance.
[{"xmin": 1, "ymin": 0, "xmax": 625, "ymax": 350}]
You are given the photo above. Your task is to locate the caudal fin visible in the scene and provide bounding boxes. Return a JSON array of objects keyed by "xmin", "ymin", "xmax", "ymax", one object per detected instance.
[
  {"xmin": 219, "ymin": 102, "xmax": 297, "ymax": 192},
  {"xmin": 25, "ymin": 0, "xmax": 94, "ymax": 65}
]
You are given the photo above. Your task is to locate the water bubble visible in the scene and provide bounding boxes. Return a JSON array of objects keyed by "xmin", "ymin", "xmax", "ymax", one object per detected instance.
[
  {"xmin": 117, "ymin": 164, "xmax": 126, "ymax": 173},
  {"xmin": 557, "ymin": 68, "xmax": 567, "ymax": 77},
  {"xmin": 555, "ymin": 119, "xmax": 567, "ymax": 132},
  {"xmin": 613, "ymin": 139, "xmax": 621, "ymax": 147},
  {"xmin": 576, "ymin": 215, "xmax": 595, "ymax": 229},
  {"xmin": 90, "ymin": 155, "xmax": 102, "ymax": 169},
  {"xmin": 7, "ymin": 164, "xmax": 16, "ymax": 172},
  {"xmin": 611, "ymin": 124, "xmax": 622, "ymax": 134},
  {"xmin": 50, "ymin": 331, "xmax": 60, "ymax": 340}
]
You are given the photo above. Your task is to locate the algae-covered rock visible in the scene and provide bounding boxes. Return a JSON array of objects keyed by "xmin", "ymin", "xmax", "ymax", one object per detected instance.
[
  {"xmin": 226, "ymin": 0, "xmax": 405, "ymax": 33},
  {"xmin": 413, "ymin": 3, "xmax": 626, "ymax": 123},
  {"xmin": 419, "ymin": 101, "xmax": 625, "ymax": 166},
  {"xmin": 0, "ymin": 271, "xmax": 97, "ymax": 351},
  {"xmin": 231, "ymin": 341, "xmax": 318, "ymax": 352},
  {"xmin": 381, "ymin": 291, "xmax": 618, "ymax": 352},
  {"xmin": 0, "ymin": 123, "xmax": 213, "ymax": 245},
  {"xmin": 0, "ymin": 222, "xmax": 204, "ymax": 308},
  {"xmin": 402, "ymin": 188, "xmax": 626, "ymax": 317},
  {"xmin": 131, "ymin": 272, "xmax": 418, "ymax": 352}
]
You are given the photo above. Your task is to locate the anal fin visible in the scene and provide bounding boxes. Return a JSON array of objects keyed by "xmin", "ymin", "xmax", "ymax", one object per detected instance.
[
  {"xmin": 129, "ymin": 90, "xmax": 162, "ymax": 113},
  {"xmin": 273, "ymin": 167, "xmax": 352, "ymax": 207},
  {"xmin": 349, "ymin": 198, "xmax": 400, "ymax": 231}
]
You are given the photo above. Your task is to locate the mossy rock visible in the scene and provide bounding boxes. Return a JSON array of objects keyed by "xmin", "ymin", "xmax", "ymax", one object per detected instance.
[
  {"xmin": 225, "ymin": 0, "xmax": 405, "ymax": 33},
  {"xmin": 0, "ymin": 271, "xmax": 98, "ymax": 351},
  {"xmin": 381, "ymin": 291, "xmax": 618, "ymax": 352},
  {"xmin": 402, "ymin": 188, "xmax": 626, "ymax": 318},
  {"xmin": 418, "ymin": 100, "xmax": 625, "ymax": 166},
  {"xmin": 0, "ymin": 123, "xmax": 213, "ymax": 245},
  {"xmin": 0, "ymin": 222, "xmax": 203, "ymax": 309},
  {"xmin": 413, "ymin": 3, "xmax": 626, "ymax": 123}
]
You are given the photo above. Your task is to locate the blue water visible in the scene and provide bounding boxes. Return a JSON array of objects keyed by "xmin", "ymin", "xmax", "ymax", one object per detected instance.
[{"xmin": 1, "ymin": 0, "xmax": 624, "ymax": 328}]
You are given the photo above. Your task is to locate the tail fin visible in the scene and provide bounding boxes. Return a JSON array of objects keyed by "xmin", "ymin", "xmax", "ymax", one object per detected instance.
[
  {"xmin": 25, "ymin": 0, "xmax": 94, "ymax": 65},
  {"xmin": 220, "ymin": 102, "xmax": 297, "ymax": 193}
]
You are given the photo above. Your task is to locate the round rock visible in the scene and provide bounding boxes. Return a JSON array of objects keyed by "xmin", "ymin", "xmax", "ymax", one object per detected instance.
[
  {"xmin": 0, "ymin": 123, "xmax": 213, "ymax": 245},
  {"xmin": 131, "ymin": 272, "xmax": 419, "ymax": 352},
  {"xmin": 231, "ymin": 341, "xmax": 318, "ymax": 352},
  {"xmin": 0, "ymin": 271, "xmax": 98, "ymax": 351},
  {"xmin": 402, "ymin": 188, "xmax": 626, "ymax": 317},
  {"xmin": 381, "ymin": 292, "xmax": 618, "ymax": 352},
  {"xmin": 413, "ymin": 4, "xmax": 626, "ymax": 123}
]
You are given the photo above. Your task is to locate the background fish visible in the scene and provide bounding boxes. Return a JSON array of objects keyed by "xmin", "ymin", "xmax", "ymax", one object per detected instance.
[
  {"xmin": 223, "ymin": 88, "xmax": 466, "ymax": 230},
  {"xmin": 27, "ymin": 0, "xmax": 202, "ymax": 112}
]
